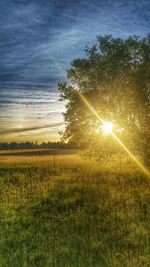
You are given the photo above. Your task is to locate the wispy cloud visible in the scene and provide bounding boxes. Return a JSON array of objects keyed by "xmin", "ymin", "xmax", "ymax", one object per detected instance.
[
  {"xmin": 0, "ymin": 122, "xmax": 64, "ymax": 135},
  {"xmin": 0, "ymin": 89, "xmax": 65, "ymax": 142},
  {"xmin": 0, "ymin": 0, "xmax": 149, "ymax": 90},
  {"xmin": 0, "ymin": 0, "xmax": 149, "ymax": 141}
]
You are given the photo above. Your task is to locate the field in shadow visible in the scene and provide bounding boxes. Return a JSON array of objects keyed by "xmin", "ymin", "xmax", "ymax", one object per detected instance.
[{"xmin": 0, "ymin": 148, "xmax": 78, "ymax": 157}]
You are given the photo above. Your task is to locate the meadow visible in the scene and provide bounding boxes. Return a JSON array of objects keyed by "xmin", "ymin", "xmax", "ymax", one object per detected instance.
[{"xmin": 0, "ymin": 149, "xmax": 150, "ymax": 267}]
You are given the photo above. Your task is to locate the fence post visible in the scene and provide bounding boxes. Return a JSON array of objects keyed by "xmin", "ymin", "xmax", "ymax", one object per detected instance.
[{"xmin": 53, "ymin": 152, "xmax": 56, "ymax": 171}]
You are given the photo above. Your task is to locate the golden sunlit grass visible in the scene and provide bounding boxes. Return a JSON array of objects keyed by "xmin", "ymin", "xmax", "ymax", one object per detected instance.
[{"xmin": 0, "ymin": 150, "xmax": 150, "ymax": 266}]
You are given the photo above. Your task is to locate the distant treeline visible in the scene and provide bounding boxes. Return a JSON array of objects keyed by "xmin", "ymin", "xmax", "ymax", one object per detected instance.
[{"xmin": 0, "ymin": 141, "xmax": 78, "ymax": 150}]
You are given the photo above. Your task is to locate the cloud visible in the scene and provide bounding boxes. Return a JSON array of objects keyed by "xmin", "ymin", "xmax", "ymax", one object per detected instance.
[
  {"xmin": 0, "ymin": 122, "xmax": 64, "ymax": 135},
  {"xmin": 0, "ymin": 0, "xmax": 149, "ymax": 91},
  {"xmin": 0, "ymin": 0, "xmax": 149, "ymax": 141},
  {"xmin": 0, "ymin": 89, "xmax": 65, "ymax": 141}
]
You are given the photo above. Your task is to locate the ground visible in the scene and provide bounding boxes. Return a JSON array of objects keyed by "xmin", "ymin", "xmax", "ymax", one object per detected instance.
[{"xmin": 0, "ymin": 149, "xmax": 150, "ymax": 267}]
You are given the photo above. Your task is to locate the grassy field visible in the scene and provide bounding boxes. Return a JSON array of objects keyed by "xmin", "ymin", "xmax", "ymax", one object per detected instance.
[{"xmin": 0, "ymin": 149, "xmax": 150, "ymax": 267}]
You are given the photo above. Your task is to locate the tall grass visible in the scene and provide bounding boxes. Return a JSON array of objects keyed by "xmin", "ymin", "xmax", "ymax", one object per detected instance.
[{"xmin": 0, "ymin": 154, "xmax": 150, "ymax": 266}]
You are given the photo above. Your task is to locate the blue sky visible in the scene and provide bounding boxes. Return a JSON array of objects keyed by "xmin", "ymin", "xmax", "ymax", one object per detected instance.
[{"xmin": 0, "ymin": 0, "xmax": 149, "ymax": 142}]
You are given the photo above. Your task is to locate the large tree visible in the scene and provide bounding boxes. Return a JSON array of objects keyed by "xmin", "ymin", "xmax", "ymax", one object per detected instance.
[{"xmin": 58, "ymin": 35, "xmax": 150, "ymax": 162}]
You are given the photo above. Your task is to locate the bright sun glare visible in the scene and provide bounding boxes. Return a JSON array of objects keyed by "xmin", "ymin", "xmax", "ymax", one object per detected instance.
[{"xmin": 101, "ymin": 121, "xmax": 113, "ymax": 135}]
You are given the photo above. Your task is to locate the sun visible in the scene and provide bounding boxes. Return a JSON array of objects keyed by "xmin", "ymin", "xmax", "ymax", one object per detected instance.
[{"xmin": 101, "ymin": 121, "xmax": 113, "ymax": 135}]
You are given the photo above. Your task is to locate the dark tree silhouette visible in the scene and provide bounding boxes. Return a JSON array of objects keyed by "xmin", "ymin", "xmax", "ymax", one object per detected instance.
[{"xmin": 58, "ymin": 34, "xmax": 150, "ymax": 163}]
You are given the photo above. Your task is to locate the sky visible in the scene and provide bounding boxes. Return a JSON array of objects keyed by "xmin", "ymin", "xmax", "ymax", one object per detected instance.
[{"xmin": 0, "ymin": 0, "xmax": 149, "ymax": 143}]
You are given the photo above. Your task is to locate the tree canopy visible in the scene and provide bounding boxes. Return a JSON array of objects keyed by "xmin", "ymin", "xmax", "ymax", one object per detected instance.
[{"xmin": 58, "ymin": 34, "xmax": 150, "ymax": 162}]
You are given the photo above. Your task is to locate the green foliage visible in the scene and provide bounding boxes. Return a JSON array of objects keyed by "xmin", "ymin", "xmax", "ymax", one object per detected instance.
[{"xmin": 58, "ymin": 34, "xmax": 150, "ymax": 162}]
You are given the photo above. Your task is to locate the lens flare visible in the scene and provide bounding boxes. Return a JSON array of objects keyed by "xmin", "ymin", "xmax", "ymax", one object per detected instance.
[
  {"xmin": 78, "ymin": 92, "xmax": 150, "ymax": 177},
  {"xmin": 101, "ymin": 121, "xmax": 113, "ymax": 135}
]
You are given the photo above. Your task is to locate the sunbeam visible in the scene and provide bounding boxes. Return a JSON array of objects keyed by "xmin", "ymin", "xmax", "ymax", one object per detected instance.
[{"xmin": 78, "ymin": 92, "xmax": 150, "ymax": 177}]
